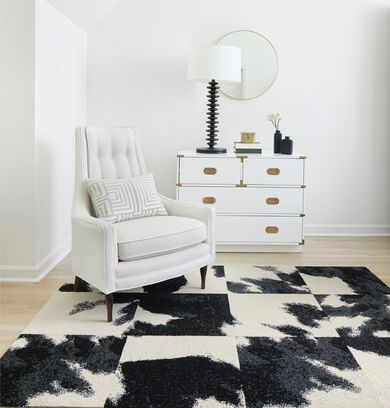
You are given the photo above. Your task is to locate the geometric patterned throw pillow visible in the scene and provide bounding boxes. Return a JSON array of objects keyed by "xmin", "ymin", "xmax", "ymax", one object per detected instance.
[{"xmin": 86, "ymin": 173, "xmax": 168, "ymax": 223}]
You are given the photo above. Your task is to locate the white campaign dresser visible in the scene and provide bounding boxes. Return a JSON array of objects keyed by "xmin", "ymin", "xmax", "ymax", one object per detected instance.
[{"xmin": 176, "ymin": 150, "xmax": 306, "ymax": 252}]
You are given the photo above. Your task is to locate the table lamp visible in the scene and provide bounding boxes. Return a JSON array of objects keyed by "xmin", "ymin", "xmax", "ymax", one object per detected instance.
[{"xmin": 187, "ymin": 45, "xmax": 241, "ymax": 153}]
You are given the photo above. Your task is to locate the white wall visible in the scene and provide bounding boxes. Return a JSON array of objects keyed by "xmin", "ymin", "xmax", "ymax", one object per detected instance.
[
  {"xmin": 35, "ymin": 0, "xmax": 86, "ymax": 265},
  {"xmin": 87, "ymin": 0, "xmax": 390, "ymax": 235},
  {"xmin": 0, "ymin": 0, "xmax": 36, "ymax": 267},
  {"xmin": 0, "ymin": 0, "xmax": 87, "ymax": 281}
]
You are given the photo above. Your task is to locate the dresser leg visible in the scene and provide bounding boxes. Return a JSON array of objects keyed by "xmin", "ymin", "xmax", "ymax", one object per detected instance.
[
  {"xmin": 106, "ymin": 294, "xmax": 113, "ymax": 322},
  {"xmin": 200, "ymin": 266, "xmax": 207, "ymax": 289}
]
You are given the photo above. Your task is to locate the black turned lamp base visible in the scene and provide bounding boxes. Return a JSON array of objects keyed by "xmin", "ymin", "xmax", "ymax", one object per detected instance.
[
  {"xmin": 198, "ymin": 79, "xmax": 226, "ymax": 154},
  {"xmin": 196, "ymin": 147, "xmax": 227, "ymax": 154}
]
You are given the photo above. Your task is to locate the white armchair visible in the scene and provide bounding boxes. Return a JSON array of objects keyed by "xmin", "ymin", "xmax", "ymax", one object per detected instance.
[{"xmin": 72, "ymin": 127, "xmax": 215, "ymax": 321}]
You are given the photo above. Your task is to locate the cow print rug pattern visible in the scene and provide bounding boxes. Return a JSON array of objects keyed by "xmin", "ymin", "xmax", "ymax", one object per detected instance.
[{"xmin": 1, "ymin": 265, "xmax": 389, "ymax": 407}]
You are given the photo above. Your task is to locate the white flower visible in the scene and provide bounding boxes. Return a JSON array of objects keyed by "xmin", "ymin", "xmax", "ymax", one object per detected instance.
[{"xmin": 266, "ymin": 112, "xmax": 282, "ymax": 130}]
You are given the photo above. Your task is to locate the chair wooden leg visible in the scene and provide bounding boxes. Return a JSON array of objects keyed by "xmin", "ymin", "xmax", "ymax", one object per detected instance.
[
  {"xmin": 105, "ymin": 294, "xmax": 113, "ymax": 323},
  {"xmin": 200, "ymin": 266, "xmax": 207, "ymax": 289},
  {"xmin": 74, "ymin": 276, "xmax": 81, "ymax": 292}
]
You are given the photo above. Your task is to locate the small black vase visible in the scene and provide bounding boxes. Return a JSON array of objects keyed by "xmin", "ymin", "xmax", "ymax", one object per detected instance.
[
  {"xmin": 274, "ymin": 130, "xmax": 282, "ymax": 153},
  {"xmin": 280, "ymin": 136, "xmax": 293, "ymax": 155}
]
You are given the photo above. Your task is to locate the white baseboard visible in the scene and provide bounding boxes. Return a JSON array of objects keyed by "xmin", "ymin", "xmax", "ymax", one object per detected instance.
[
  {"xmin": 217, "ymin": 243, "xmax": 303, "ymax": 253},
  {"xmin": 305, "ymin": 224, "xmax": 390, "ymax": 236},
  {"xmin": 0, "ymin": 239, "xmax": 71, "ymax": 282},
  {"xmin": 0, "ymin": 225, "xmax": 388, "ymax": 281}
]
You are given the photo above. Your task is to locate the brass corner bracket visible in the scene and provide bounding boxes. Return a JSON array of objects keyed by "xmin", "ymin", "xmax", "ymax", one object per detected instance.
[
  {"xmin": 299, "ymin": 239, "xmax": 305, "ymax": 245},
  {"xmin": 299, "ymin": 155, "xmax": 307, "ymax": 160},
  {"xmin": 236, "ymin": 155, "xmax": 247, "ymax": 163},
  {"xmin": 235, "ymin": 180, "xmax": 247, "ymax": 187}
]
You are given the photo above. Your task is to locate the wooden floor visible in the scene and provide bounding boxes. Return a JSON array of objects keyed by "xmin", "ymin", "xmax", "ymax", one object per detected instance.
[{"xmin": 1, "ymin": 236, "xmax": 389, "ymax": 357}]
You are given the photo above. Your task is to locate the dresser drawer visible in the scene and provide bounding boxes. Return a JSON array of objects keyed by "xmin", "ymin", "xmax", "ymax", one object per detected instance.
[
  {"xmin": 178, "ymin": 186, "xmax": 304, "ymax": 214},
  {"xmin": 216, "ymin": 216, "xmax": 303, "ymax": 243},
  {"xmin": 179, "ymin": 157, "xmax": 241, "ymax": 185},
  {"xmin": 244, "ymin": 158, "xmax": 304, "ymax": 185}
]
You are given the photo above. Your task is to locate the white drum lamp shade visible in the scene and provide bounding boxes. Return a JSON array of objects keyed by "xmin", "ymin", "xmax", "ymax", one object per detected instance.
[
  {"xmin": 187, "ymin": 45, "xmax": 241, "ymax": 154},
  {"xmin": 187, "ymin": 45, "xmax": 241, "ymax": 83}
]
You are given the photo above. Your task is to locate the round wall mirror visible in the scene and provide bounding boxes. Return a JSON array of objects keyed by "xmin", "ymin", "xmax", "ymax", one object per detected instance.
[{"xmin": 217, "ymin": 30, "xmax": 278, "ymax": 99}]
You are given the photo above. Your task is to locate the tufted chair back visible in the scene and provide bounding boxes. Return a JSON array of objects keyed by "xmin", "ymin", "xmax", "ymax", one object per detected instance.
[
  {"xmin": 73, "ymin": 127, "xmax": 147, "ymax": 216},
  {"xmin": 85, "ymin": 127, "xmax": 146, "ymax": 179}
]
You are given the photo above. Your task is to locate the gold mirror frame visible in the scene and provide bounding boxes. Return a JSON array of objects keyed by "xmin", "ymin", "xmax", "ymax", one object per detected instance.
[{"xmin": 217, "ymin": 30, "xmax": 278, "ymax": 100}]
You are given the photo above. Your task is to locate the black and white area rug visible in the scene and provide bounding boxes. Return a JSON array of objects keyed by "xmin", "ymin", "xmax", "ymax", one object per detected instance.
[{"xmin": 1, "ymin": 265, "xmax": 389, "ymax": 407}]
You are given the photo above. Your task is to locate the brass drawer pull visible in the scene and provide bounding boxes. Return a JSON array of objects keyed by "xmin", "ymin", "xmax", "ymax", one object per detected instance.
[
  {"xmin": 266, "ymin": 197, "xmax": 280, "ymax": 205},
  {"xmin": 265, "ymin": 226, "xmax": 279, "ymax": 234},
  {"xmin": 203, "ymin": 167, "xmax": 217, "ymax": 175},
  {"xmin": 267, "ymin": 167, "xmax": 280, "ymax": 175},
  {"xmin": 202, "ymin": 196, "xmax": 216, "ymax": 204}
]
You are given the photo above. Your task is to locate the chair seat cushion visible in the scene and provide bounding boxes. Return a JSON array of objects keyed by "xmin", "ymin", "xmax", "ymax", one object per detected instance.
[{"xmin": 115, "ymin": 216, "xmax": 207, "ymax": 261}]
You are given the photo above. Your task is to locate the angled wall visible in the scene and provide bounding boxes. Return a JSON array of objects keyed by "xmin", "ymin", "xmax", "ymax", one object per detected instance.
[
  {"xmin": 0, "ymin": 0, "xmax": 36, "ymax": 271},
  {"xmin": 35, "ymin": 0, "xmax": 87, "ymax": 272},
  {"xmin": 0, "ymin": 0, "xmax": 87, "ymax": 281}
]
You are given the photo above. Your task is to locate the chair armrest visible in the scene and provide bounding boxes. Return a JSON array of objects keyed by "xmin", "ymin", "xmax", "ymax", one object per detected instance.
[
  {"xmin": 71, "ymin": 212, "xmax": 118, "ymax": 294},
  {"xmin": 160, "ymin": 195, "xmax": 216, "ymax": 262}
]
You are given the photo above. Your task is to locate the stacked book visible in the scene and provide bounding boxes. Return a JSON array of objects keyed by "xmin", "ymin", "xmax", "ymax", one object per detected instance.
[{"xmin": 234, "ymin": 142, "xmax": 262, "ymax": 154}]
